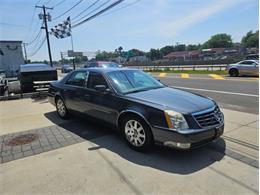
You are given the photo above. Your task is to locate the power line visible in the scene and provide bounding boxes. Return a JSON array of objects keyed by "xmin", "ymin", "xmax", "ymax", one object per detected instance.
[
  {"xmin": 52, "ymin": 0, "xmax": 66, "ymax": 8},
  {"xmin": 72, "ymin": 0, "xmax": 100, "ymax": 21},
  {"xmin": 28, "ymin": 36, "xmax": 46, "ymax": 57},
  {"xmin": 27, "ymin": 22, "xmax": 44, "ymax": 45},
  {"xmin": 36, "ymin": 0, "xmax": 43, "ymax": 4},
  {"xmin": 72, "ymin": 0, "xmax": 110, "ymax": 24},
  {"xmin": 27, "ymin": 33, "xmax": 44, "ymax": 51},
  {"xmin": 45, "ymin": 0, "xmax": 52, "ymax": 5},
  {"xmin": 72, "ymin": 0, "xmax": 124, "ymax": 28},
  {"xmin": 24, "ymin": 0, "xmax": 43, "ymax": 41},
  {"xmin": 101, "ymin": 0, "xmax": 141, "ymax": 17},
  {"xmin": 52, "ymin": 0, "xmax": 84, "ymax": 20},
  {"xmin": 24, "ymin": 7, "xmax": 37, "ymax": 41}
]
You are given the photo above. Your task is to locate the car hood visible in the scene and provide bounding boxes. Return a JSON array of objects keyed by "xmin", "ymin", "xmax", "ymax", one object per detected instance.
[{"xmin": 125, "ymin": 87, "xmax": 215, "ymax": 114}]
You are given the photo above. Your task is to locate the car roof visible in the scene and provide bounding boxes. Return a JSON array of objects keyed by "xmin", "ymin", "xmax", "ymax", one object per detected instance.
[
  {"xmin": 76, "ymin": 67, "xmax": 137, "ymax": 73},
  {"xmin": 20, "ymin": 63, "xmax": 56, "ymax": 72},
  {"xmin": 247, "ymin": 54, "xmax": 259, "ymax": 56},
  {"xmin": 97, "ymin": 61, "xmax": 117, "ymax": 64},
  {"xmin": 240, "ymin": 60, "xmax": 258, "ymax": 62}
]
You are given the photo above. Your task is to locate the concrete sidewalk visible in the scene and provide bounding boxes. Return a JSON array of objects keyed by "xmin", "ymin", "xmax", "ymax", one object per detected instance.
[{"xmin": 0, "ymin": 98, "xmax": 258, "ymax": 194}]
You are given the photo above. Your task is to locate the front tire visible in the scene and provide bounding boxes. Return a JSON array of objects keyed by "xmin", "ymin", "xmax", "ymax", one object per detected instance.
[
  {"xmin": 55, "ymin": 97, "xmax": 70, "ymax": 119},
  {"xmin": 122, "ymin": 115, "xmax": 154, "ymax": 152},
  {"xmin": 229, "ymin": 69, "xmax": 239, "ymax": 77}
]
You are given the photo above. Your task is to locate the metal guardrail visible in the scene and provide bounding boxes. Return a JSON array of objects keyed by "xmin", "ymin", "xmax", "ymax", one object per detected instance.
[{"xmin": 127, "ymin": 64, "xmax": 227, "ymax": 71}]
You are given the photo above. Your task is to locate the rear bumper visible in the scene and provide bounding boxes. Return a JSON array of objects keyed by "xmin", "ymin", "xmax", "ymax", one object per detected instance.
[{"xmin": 151, "ymin": 124, "xmax": 224, "ymax": 150}]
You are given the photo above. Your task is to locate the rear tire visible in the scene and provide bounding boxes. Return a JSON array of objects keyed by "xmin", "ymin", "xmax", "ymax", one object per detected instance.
[
  {"xmin": 229, "ymin": 69, "xmax": 239, "ymax": 77},
  {"xmin": 55, "ymin": 97, "xmax": 70, "ymax": 119},
  {"xmin": 121, "ymin": 115, "xmax": 154, "ymax": 152}
]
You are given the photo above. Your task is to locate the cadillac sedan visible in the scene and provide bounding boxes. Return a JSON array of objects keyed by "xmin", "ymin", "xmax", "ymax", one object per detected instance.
[{"xmin": 48, "ymin": 68, "xmax": 224, "ymax": 151}]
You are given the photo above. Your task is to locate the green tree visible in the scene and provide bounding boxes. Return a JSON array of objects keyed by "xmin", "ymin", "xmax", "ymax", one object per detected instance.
[
  {"xmin": 148, "ymin": 49, "xmax": 162, "ymax": 60},
  {"xmin": 241, "ymin": 30, "xmax": 259, "ymax": 48},
  {"xmin": 118, "ymin": 46, "xmax": 123, "ymax": 55},
  {"xmin": 175, "ymin": 44, "xmax": 186, "ymax": 51},
  {"xmin": 203, "ymin": 33, "xmax": 233, "ymax": 48},
  {"xmin": 186, "ymin": 44, "xmax": 200, "ymax": 51},
  {"xmin": 95, "ymin": 51, "xmax": 116, "ymax": 61},
  {"xmin": 130, "ymin": 49, "xmax": 144, "ymax": 57},
  {"xmin": 159, "ymin": 45, "xmax": 174, "ymax": 56}
]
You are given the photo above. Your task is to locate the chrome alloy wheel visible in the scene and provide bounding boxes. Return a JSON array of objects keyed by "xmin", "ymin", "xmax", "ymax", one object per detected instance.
[
  {"xmin": 125, "ymin": 120, "xmax": 146, "ymax": 147},
  {"xmin": 56, "ymin": 99, "xmax": 66, "ymax": 117}
]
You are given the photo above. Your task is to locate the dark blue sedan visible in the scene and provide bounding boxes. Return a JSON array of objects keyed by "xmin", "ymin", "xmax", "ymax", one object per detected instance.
[{"xmin": 48, "ymin": 68, "xmax": 224, "ymax": 151}]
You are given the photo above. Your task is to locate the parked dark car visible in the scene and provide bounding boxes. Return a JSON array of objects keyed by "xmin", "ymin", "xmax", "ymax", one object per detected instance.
[
  {"xmin": 245, "ymin": 54, "xmax": 259, "ymax": 60},
  {"xmin": 61, "ymin": 64, "xmax": 73, "ymax": 73},
  {"xmin": 84, "ymin": 61, "xmax": 121, "ymax": 68},
  {"xmin": 19, "ymin": 63, "xmax": 57, "ymax": 93},
  {"xmin": 48, "ymin": 68, "xmax": 224, "ymax": 151}
]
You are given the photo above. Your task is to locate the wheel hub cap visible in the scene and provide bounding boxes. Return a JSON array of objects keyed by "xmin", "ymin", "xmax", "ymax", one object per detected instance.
[
  {"xmin": 125, "ymin": 120, "xmax": 146, "ymax": 147},
  {"xmin": 57, "ymin": 100, "xmax": 66, "ymax": 116}
]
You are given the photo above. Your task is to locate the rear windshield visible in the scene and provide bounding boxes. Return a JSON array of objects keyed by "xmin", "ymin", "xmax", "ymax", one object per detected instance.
[{"xmin": 100, "ymin": 63, "xmax": 119, "ymax": 68}]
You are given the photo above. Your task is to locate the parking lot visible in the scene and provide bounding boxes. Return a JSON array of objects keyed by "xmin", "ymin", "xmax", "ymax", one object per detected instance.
[{"xmin": 0, "ymin": 74, "xmax": 258, "ymax": 194}]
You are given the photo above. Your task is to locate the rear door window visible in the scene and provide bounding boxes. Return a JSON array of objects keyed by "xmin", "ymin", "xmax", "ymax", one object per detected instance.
[
  {"xmin": 240, "ymin": 61, "xmax": 254, "ymax": 65},
  {"xmin": 87, "ymin": 72, "xmax": 108, "ymax": 89},
  {"xmin": 66, "ymin": 71, "xmax": 88, "ymax": 87}
]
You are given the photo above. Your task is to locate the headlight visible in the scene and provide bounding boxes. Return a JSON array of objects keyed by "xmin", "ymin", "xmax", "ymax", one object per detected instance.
[{"xmin": 164, "ymin": 110, "xmax": 189, "ymax": 131}]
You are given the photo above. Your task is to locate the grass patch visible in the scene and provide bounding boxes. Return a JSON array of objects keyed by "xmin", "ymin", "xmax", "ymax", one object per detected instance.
[{"xmin": 146, "ymin": 70, "xmax": 227, "ymax": 75}]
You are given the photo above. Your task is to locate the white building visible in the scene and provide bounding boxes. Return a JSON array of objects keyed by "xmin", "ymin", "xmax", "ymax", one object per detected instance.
[{"xmin": 0, "ymin": 40, "xmax": 24, "ymax": 77}]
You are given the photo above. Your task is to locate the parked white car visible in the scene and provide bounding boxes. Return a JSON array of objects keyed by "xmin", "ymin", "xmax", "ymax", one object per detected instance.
[{"xmin": 227, "ymin": 60, "xmax": 259, "ymax": 77}]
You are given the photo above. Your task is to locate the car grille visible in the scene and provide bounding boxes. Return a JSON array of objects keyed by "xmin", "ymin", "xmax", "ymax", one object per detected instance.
[{"xmin": 193, "ymin": 106, "xmax": 223, "ymax": 128}]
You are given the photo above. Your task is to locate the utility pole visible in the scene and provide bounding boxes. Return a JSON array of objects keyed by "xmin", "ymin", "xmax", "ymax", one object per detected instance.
[
  {"xmin": 36, "ymin": 5, "xmax": 53, "ymax": 67},
  {"xmin": 22, "ymin": 43, "xmax": 28, "ymax": 63},
  {"xmin": 60, "ymin": 52, "xmax": 64, "ymax": 63}
]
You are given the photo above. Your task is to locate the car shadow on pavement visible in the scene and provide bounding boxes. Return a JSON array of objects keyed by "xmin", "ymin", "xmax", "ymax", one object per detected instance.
[
  {"xmin": 44, "ymin": 111, "xmax": 226, "ymax": 175},
  {"xmin": 31, "ymin": 96, "xmax": 49, "ymax": 104}
]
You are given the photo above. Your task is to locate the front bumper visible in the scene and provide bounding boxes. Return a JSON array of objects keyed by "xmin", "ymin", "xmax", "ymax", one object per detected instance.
[
  {"xmin": 151, "ymin": 124, "xmax": 224, "ymax": 150},
  {"xmin": 47, "ymin": 93, "xmax": 55, "ymax": 106}
]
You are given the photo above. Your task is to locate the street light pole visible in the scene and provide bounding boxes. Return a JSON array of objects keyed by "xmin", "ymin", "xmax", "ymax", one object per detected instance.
[{"xmin": 36, "ymin": 5, "xmax": 53, "ymax": 67}]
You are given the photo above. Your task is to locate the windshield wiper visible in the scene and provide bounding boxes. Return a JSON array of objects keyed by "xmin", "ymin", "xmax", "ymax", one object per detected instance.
[
  {"xmin": 125, "ymin": 88, "xmax": 149, "ymax": 94},
  {"xmin": 125, "ymin": 86, "xmax": 164, "ymax": 94}
]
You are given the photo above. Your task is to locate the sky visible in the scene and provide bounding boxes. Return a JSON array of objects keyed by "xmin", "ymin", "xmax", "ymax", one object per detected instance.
[{"xmin": 0, "ymin": 0, "xmax": 259, "ymax": 61}]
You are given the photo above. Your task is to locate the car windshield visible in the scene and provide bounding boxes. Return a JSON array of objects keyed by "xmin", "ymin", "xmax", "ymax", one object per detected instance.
[
  {"xmin": 63, "ymin": 65, "xmax": 70, "ymax": 67},
  {"xmin": 107, "ymin": 70, "xmax": 164, "ymax": 94},
  {"xmin": 101, "ymin": 63, "xmax": 119, "ymax": 68}
]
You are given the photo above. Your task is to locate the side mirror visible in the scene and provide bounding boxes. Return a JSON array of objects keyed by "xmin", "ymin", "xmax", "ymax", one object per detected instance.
[
  {"xmin": 94, "ymin": 85, "xmax": 106, "ymax": 92},
  {"xmin": 94, "ymin": 85, "xmax": 111, "ymax": 94}
]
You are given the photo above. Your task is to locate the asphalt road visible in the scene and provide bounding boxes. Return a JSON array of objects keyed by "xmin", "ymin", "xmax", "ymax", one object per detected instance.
[{"xmin": 157, "ymin": 75, "xmax": 259, "ymax": 114}]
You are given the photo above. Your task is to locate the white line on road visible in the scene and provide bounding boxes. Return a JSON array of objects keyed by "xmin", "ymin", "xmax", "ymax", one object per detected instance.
[{"xmin": 171, "ymin": 86, "xmax": 259, "ymax": 97}]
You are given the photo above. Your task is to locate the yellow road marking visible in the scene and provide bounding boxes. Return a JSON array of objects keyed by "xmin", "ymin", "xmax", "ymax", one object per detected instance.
[
  {"xmin": 159, "ymin": 73, "xmax": 167, "ymax": 77},
  {"xmin": 209, "ymin": 74, "xmax": 225, "ymax": 80},
  {"xmin": 181, "ymin": 73, "xmax": 189, "ymax": 78},
  {"xmin": 150, "ymin": 73, "xmax": 258, "ymax": 82}
]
